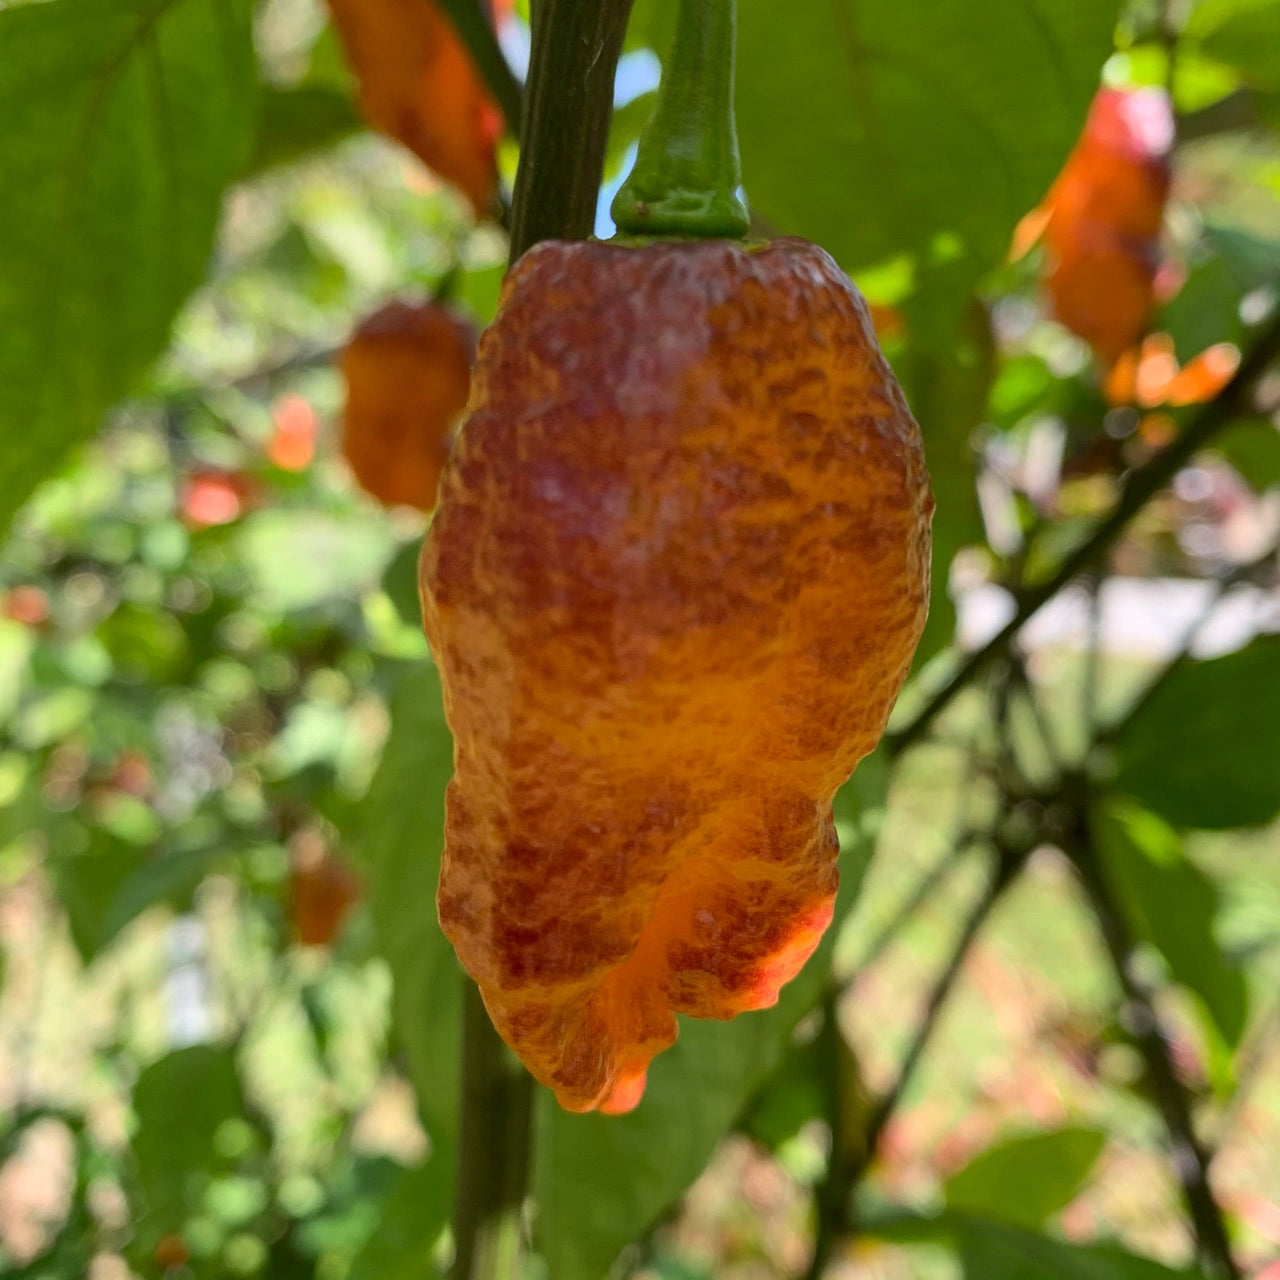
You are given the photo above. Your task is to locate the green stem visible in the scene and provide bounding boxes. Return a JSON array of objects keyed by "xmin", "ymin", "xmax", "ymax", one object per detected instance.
[
  {"xmin": 509, "ymin": 0, "xmax": 636, "ymax": 256},
  {"xmin": 611, "ymin": 0, "xmax": 749, "ymax": 238},
  {"xmin": 451, "ymin": 985, "xmax": 536, "ymax": 1280}
]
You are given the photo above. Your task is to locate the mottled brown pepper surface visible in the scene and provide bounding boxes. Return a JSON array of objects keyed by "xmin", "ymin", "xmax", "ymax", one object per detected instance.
[
  {"xmin": 341, "ymin": 302, "xmax": 475, "ymax": 511},
  {"xmin": 420, "ymin": 237, "xmax": 933, "ymax": 1113}
]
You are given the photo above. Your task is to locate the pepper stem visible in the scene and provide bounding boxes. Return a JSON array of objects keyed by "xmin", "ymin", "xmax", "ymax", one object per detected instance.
[{"xmin": 611, "ymin": 0, "xmax": 750, "ymax": 239}]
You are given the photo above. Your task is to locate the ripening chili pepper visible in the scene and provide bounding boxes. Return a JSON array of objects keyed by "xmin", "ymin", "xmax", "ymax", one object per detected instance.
[
  {"xmin": 419, "ymin": 0, "xmax": 932, "ymax": 1113},
  {"xmin": 1039, "ymin": 86, "xmax": 1174, "ymax": 368},
  {"xmin": 326, "ymin": 0, "xmax": 509, "ymax": 216},
  {"xmin": 340, "ymin": 301, "xmax": 476, "ymax": 512}
]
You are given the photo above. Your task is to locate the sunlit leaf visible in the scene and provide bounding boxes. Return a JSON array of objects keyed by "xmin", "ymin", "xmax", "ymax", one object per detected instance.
[
  {"xmin": 944, "ymin": 1127, "xmax": 1107, "ymax": 1229},
  {"xmin": 1092, "ymin": 800, "xmax": 1248, "ymax": 1050},
  {"xmin": 1112, "ymin": 636, "xmax": 1280, "ymax": 829},
  {"xmin": 0, "ymin": 0, "xmax": 258, "ymax": 534}
]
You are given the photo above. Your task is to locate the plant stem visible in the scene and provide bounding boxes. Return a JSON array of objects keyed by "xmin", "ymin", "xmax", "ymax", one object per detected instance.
[
  {"xmin": 803, "ymin": 844, "xmax": 1023, "ymax": 1279},
  {"xmin": 449, "ymin": 6, "xmax": 633, "ymax": 1277},
  {"xmin": 611, "ymin": 0, "xmax": 749, "ymax": 238},
  {"xmin": 452, "ymin": 984, "xmax": 536, "ymax": 1280},
  {"xmin": 509, "ymin": 0, "xmax": 637, "ymax": 257},
  {"xmin": 1069, "ymin": 827, "xmax": 1241, "ymax": 1280},
  {"xmin": 888, "ymin": 310, "xmax": 1280, "ymax": 758}
]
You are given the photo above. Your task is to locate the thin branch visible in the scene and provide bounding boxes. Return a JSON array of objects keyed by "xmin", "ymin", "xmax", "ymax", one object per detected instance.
[
  {"xmin": 888, "ymin": 311, "xmax": 1280, "ymax": 758},
  {"xmin": 1095, "ymin": 542, "xmax": 1279, "ymax": 747},
  {"xmin": 508, "ymin": 0, "xmax": 636, "ymax": 256},
  {"xmin": 1068, "ymin": 826, "xmax": 1242, "ymax": 1280},
  {"xmin": 803, "ymin": 844, "xmax": 1024, "ymax": 1280}
]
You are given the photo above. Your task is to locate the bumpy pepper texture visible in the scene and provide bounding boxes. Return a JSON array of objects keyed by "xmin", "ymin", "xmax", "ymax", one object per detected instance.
[
  {"xmin": 326, "ymin": 0, "xmax": 507, "ymax": 216},
  {"xmin": 421, "ymin": 238, "xmax": 932, "ymax": 1113},
  {"xmin": 1042, "ymin": 87, "xmax": 1173, "ymax": 368},
  {"xmin": 341, "ymin": 302, "xmax": 475, "ymax": 511}
]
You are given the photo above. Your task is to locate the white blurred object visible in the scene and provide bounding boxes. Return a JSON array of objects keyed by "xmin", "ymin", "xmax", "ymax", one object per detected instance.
[
  {"xmin": 958, "ymin": 577, "xmax": 1280, "ymax": 660},
  {"xmin": 165, "ymin": 915, "xmax": 213, "ymax": 1048}
]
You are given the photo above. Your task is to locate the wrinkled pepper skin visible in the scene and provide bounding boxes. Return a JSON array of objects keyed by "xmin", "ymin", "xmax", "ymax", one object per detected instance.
[
  {"xmin": 341, "ymin": 302, "xmax": 475, "ymax": 511},
  {"xmin": 1043, "ymin": 87, "xmax": 1173, "ymax": 368},
  {"xmin": 326, "ymin": 0, "xmax": 505, "ymax": 216},
  {"xmin": 420, "ymin": 237, "xmax": 933, "ymax": 1113}
]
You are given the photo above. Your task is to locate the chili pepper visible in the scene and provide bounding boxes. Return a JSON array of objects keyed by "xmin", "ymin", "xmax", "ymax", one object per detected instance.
[{"xmin": 420, "ymin": 0, "xmax": 932, "ymax": 1113}]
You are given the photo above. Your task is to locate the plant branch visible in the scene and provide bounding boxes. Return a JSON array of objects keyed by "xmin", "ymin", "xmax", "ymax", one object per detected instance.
[
  {"xmin": 1068, "ymin": 826, "xmax": 1241, "ymax": 1280},
  {"xmin": 888, "ymin": 310, "xmax": 1280, "ymax": 758},
  {"xmin": 803, "ymin": 843, "xmax": 1023, "ymax": 1280},
  {"xmin": 1096, "ymin": 541, "xmax": 1279, "ymax": 747},
  {"xmin": 509, "ymin": 0, "xmax": 636, "ymax": 256},
  {"xmin": 452, "ymin": 984, "xmax": 537, "ymax": 1280},
  {"xmin": 450, "ymin": 6, "xmax": 633, "ymax": 1277}
]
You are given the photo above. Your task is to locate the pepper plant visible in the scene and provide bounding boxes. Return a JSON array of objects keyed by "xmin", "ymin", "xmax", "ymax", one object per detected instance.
[{"xmin": 1, "ymin": 1, "xmax": 1279, "ymax": 1280}]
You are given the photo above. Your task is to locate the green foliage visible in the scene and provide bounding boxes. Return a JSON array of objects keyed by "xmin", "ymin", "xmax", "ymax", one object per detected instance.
[
  {"xmin": 1113, "ymin": 636, "xmax": 1280, "ymax": 829},
  {"xmin": 1093, "ymin": 800, "xmax": 1248, "ymax": 1051},
  {"xmin": 943, "ymin": 1127, "xmax": 1107, "ymax": 1229},
  {"xmin": 247, "ymin": 85, "xmax": 363, "ymax": 177},
  {"xmin": 716, "ymin": 0, "xmax": 1119, "ymax": 322},
  {"xmin": 130, "ymin": 1045, "xmax": 247, "ymax": 1254},
  {"xmin": 360, "ymin": 661, "xmax": 462, "ymax": 1168},
  {"xmin": 0, "ymin": 0, "xmax": 258, "ymax": 535},
  {"xmin": 869, "ymin": 1210, "xmax": 1214, "ymax": 1279}
]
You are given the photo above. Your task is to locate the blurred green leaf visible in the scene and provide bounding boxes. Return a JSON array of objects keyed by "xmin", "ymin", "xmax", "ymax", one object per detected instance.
[
  {"xmin": 867, "ymin": 1209, "xmax": 1212, "ymax": 1278},
  {"xmin": 245, "ymin": 84, "xmax": 363, "ymax": 177},
  {"xmin": 1112, "ymin": 635, "xmax": 1280, "ymax": 829},
  {"xmin": 1210, "ymin": 417, "xmax": 1280, "ymax": 491},
  {"xmin": 1190, "ymin": 0, "xmax": 1280, "ymax": 90},
  {"xmin": 346, "ymin": 1157, "xmax": 450, "ymax": 1280},
  {"xmin": 361, "ymin": 662, "xmax": 462, "ymax": 1162},
  {"xmin": 533, "ymin": 753, "xmax": 889, "ymax": 1280},
  {"xmin": 943, "ymin": 1127, "xmax": 1106, "ymax": 1229},
  {"xmin": 131, "ymin": 1045, "xmax": 245, "ymax": 1252},
  {"xmin": 55, "ymin": 835, "xmax": 216, "ymax": 961},
  {"xmin": 900, "ymin": 302, "xmax": 994, "ymax": 665},
  {"xmin": 1159, "ymin": 224, "xmax": 1280, "ymax": 362},
  {"xmin": 0, "ymin": 0, "xmax": 258, "ymax": 534},
  {"xmin": 636, "ymin": 0, "xmax": 1121, "ymax": 322},
  {"xmin": 237, "ymin": 510, "xmax": 394, "ymax": 613},
  {"xmin": 1092, "ymin": 800, "xmax": 1248, "ymax": 1050}
]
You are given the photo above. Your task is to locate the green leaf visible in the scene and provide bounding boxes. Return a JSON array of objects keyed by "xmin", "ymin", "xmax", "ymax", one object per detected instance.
[
  {"xmin": 0, "ymin": 0, "xmax": 258, "ymax": 535},
  {"xmin": 361, "ymin": 662, "xmax": 462, "ymax": 1161},
  {"xmin": 1210, "ymin": 417, "xmax": 1280, "ymax": 491},
  {"xmin": 236, "ymin": 510, "xmax": 395, "ymax": 613},
  {"xmin": 1092, "ymin": 800, "xmax": 1248, "ymax": 1050},
  {"xmin": 346, "ymin": 1157, "xmax": 451, "ymax": 1280},
  {"xmin": 1112, "ymin": 635, "xmax": 1280, "ymax": 829},
  {"xmin": 637, "ymin": 0, "xmax": 1122, "ymax": 322},
  {"xmin": 867, "ymin": 1210, "xmax": 1212, "ymax": 1279},
  {"xmin": 900, "ymin": 302, "xmax": 994, "ymax": 665},
  {"xmin": 54, "ymin": 833, "xmax": 216, "ymax": 962},
  {"xmin": 244, "ymin": 84, "xmax": 363, "ymax": 177},
  {"xmin": 1158, "ymin": 224, "xmax": 1280, "ymax": 362},
  {"xmin": 532, "ymin": 752, "xmax": 889, "ymax": 1280},
  {"xmin": 1190, "ymin": 0, "xmax": 1280, "ymax": 90},
  {"xmin": 944, "ymin": 1127, "xmax": 1107, "ymax": 1229},
  {"xmin": 131, "ymin": 1045, "xmax": 245, "ymax": 1251}
]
